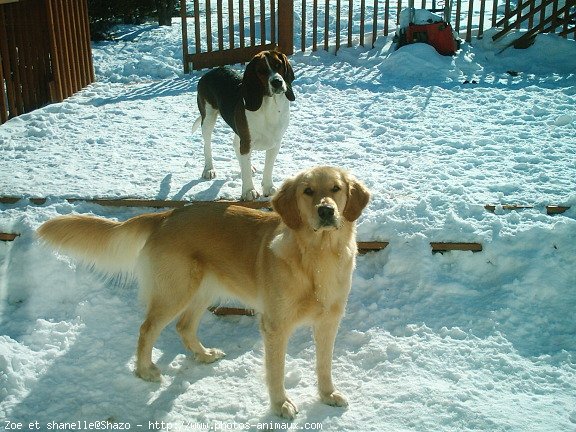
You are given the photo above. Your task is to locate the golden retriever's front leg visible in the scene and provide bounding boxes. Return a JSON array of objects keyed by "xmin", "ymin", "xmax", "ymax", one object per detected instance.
[
  {"xmin": 314, "ymin": 315, "xmax": 349, "ymax": 408},
  {"xmin": 261, "ymin": 317, "xmax": 298, "ymax": 419}
]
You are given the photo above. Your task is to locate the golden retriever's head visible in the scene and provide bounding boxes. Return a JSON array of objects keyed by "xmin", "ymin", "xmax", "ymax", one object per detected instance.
[{"xmin": 272, "ymin": 167, "xmax": 370, "ymax": 231}]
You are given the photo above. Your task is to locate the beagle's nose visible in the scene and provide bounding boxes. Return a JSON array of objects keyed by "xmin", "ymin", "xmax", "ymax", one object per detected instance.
[
  {"xmin": 318, "ymin": 204, "xmax": 335, "ymax": 220},
  {"xmin": 270, "ymin": 77, "xmax": 284, "ymax": 89}
]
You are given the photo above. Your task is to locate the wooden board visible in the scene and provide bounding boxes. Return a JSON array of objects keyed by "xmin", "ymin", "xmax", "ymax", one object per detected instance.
[
  {"xmin": 0, "ymin": 233, "xmax": 19, "ymax": 241},
  {"xmin": 430, "ymin": 242, "xmax": 483, "ymax": 253},
  {"xmin": 0, "ymin": 196, "xmax": 273, "ymax": 209}
]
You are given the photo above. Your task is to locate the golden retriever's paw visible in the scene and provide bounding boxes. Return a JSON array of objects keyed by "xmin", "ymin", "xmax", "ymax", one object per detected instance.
[
  {"xmin": 321, "ymin": 390, "xmax": 348, "ymax": 408},
  {"xmin": 195, "ymin": 348, "xmax": 225, "ymax": 363},
  {"xmin": 241, "ymin": 189, "xmax": 260, "ymax": 201},
  {"xmin": 272, "ymin": 399, "xmax": 298, "ymax": 420},
  {"xmin": 202, "ymin": 167, "xmax": 216, "ymax": 180},
  {"xmin": 135, "ymin": 364, "xmax": 162, "ymax": 383}
]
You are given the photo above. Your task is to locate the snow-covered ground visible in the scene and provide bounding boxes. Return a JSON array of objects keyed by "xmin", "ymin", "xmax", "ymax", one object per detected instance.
[{"xmin": 1, "ymin": 11, "xmax": 576, "ymax": 432}]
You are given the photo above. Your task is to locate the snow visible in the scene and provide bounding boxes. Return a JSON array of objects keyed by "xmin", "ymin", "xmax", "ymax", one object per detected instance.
[{"xmin": 1, "ymin": 9, "xmax": 576, "ymax": 432}]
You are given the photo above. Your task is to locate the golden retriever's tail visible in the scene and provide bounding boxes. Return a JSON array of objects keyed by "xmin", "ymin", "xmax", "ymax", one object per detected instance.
[{"xmin": 38, "ymin": 212, "xmax": 166, "ymax": 275}]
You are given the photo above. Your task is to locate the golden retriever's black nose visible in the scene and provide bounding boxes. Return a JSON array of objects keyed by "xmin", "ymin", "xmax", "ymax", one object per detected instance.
[{"xmin": 318, "ymin": 204, "xmax": 335, "ymax": 220}]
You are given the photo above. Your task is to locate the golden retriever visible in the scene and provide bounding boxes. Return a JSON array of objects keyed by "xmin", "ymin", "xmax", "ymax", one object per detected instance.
[{"xmin": 38, "ymin": 166, "xmax": 370, "ymax": 419}]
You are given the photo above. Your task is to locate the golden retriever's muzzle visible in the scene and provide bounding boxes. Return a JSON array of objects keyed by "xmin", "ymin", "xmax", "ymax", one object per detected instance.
[{"xmin": 316, "ymin": 202, "xmax": 340, "ymax": 230}]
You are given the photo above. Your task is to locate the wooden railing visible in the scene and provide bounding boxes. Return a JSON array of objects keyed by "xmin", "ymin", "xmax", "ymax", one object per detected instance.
[
  {"xmin": 181, "ymin": 0, "xmax": 294, "ymax": 72},
  {"xmin": 492, "ymin": 0, "xmax": 576, "ymax": 46},
  {"xmin": 0, "ymin": 0, "xmax": 94, "ymax": 124},
  {"xmin": 181, "ymin": 0, "xmax": 575, "ymax": 71}
]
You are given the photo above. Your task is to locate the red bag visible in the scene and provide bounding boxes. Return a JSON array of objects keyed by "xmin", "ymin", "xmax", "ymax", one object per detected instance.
[{"xmin": 405, "ymin": 22, "xmax": 458, "ymax": 56}]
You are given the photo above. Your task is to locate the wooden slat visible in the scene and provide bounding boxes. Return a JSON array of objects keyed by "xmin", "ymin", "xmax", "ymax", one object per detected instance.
[
  {"xmin": 324, "ymin": 0, "xmax": 329, "ymax": 51},
  {"xmin": 217, "ymin": 0, "xmax": 224, "ymax": 51},
  {"xmin": 189, "ymin": 42, "xmax": 276, "ymax": 69},
  {"xmin": 250, "ymin": 0, "xmax": 256, "ymax": 45},
  {"xmin": 0, "ymin": 196, "xmax": 274, "ymax": 209},
  {"xmin": 360, "ymin": 0, "xmax": 365, "ymax": 44},
  {"xmin": 546, "ymin": 206, "xmax": 570, "ymax": 215},
  {"xmin": 372, "ymin": 0, "xmax": 378, "ymax": 47},
  {"xmin": 301, "ymin": 0, "xmax": 306, "ymax": 50},
  {"xmin": 46, "ymin": 0, "xmax": 63, "ymax": 101},
  {"xmin": 357, "ymin": 241, "xmax": 389, "ymax": 254},
  {"xmin": 209, "ymin": 306, "xmax": 255, "ymax": 316},
  {"xmin": 312, "ymin": 0, "xmax": 318, "ymax": 51},
  {"xmin": 347, "ymin": 0, "xmax": 352, "ymax": 47},
  {"xmin": 0, "ymin": 8, "xmax": 8, "ymax": 123},
  {"xmin": 206, "ymin": 0, "xmax": 213, "ymax": 52},
  {"xmin": 383, "ymin": 0, "xmax": 390, "ymax": 37},
  {"xmin": 239, "ymin": 0, "xmax": 245, "ymax": 49},
  {"xmin": 270, "ymin": 0, "xmax": 276, "ymax": 44},
  {"xmin": 260, "ymin": 0, "xmax": 266, "ymax": 45},
  {"xmin": 6, "ymin": 6, "xmax": 24, "ymax": 115},
  {"xmin": 193, "ymin": 0, "xmax": 201, "ymax": 54},
  {"xmin": 15, "ymin": 4, "xmax": 32, "ymax": 112},
  {"xmin": 228, "ymin": 0, "xmax": 235, "ymax": 48},
  {"xmin": 0, "ymin": 233, "xmax": 19, "ymax": 241},
  {"xmin": 431, "ymin": 242, "xmax": 483, "ymax": 253},
  {"xmin": 466, "ymin": 0, "xmax": 474, "ymax": 42},
  {"xmin": 484, "ymin": 204, "xmax": 533, "ymax": 212},
  {"xmin": 335, "ymin": 0, "xmax": 341, "ymax": 53}
]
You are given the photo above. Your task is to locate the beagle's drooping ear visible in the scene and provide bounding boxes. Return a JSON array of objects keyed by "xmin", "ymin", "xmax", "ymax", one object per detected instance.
[
  {"xmin": 241, "ymin": 56, "xmax": 265, "ymax": 111},
  {"xmin": 280, "ymin": 53, "xmax": 296, "ymax": 102},
  {"xmin": 272, "ymin": 178, "xmax": 302, "ymax": 230},
  {"xmin": 343, "ymin": 175, "xmax": 371, "ymax": 222}
]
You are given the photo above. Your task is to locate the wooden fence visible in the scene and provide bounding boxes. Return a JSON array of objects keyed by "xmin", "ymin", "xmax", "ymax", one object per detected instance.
[
  {"xmin": 180, "ymin": 0, "xmax": 294, "ymax": 72},
  {"xmin": 181, "ymin": 0, "xmax": 575, "ymax": 71},
  {"xmin": 0, "ymin": 0, "xmax": 94, "ymax": 124}
]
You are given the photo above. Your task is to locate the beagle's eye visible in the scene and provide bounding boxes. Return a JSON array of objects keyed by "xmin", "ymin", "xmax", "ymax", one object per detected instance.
[
  {"xmin": 304, "ymin": 187, "xmax": 314, "ymax": 196},
  {"xmin": 332, "ymin": 185, "xmax": 341, "ymax": 193}
]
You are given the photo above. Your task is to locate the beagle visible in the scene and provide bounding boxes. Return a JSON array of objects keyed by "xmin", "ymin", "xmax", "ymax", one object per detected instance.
[{"xmin": 191, "ymin": 50, "xmax": 295, "ymax": 201}]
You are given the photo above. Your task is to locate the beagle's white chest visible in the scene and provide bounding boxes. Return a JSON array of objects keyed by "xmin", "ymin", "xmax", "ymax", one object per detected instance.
[{"xmin": 245, "ymin": 94, "xmax": 290, "ymax": 151}]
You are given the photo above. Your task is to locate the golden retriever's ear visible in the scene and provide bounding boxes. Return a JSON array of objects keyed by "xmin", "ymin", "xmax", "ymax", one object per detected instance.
[
  {"xmin": 343, "ymin": 176, "xmax": 370, "ymax": 222},
  {"xmin": 272, "ymin": 178, "xmax": 302, "ymax": 230}
]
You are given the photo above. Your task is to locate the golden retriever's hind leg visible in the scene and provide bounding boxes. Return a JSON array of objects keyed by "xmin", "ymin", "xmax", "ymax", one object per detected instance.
[
  {"xmin": 135, "ymin": 262, "xmax": 196, "ymax": 382},
  {"xmin": 136, "ymin": 304, "xmax": 185, "ymax": 382},
  {"xmin": 176, "ymin": 296, "xmax": 225, "ymax": 364}
]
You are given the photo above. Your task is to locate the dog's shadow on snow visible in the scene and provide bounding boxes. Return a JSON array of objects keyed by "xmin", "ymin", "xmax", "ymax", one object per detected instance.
[{"xmin": 156, "ymin": 173, "xmax": 227, "ymax": 202}]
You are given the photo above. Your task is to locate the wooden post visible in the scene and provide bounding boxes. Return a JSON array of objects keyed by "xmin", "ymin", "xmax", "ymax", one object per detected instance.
[
  {"xmin": 181, "ymin": 0, "xmax": 189, "ymax": 73},
  {"xmin": 278, "ymin": 0, "xmax": 293, "ymax": 54}
]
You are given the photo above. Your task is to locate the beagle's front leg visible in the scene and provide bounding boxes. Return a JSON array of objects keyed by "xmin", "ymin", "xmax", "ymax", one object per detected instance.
[
  {"xmin": 233, "ymin": 135, "xmax": 259, "ymax": 201},
  {"xmin": 262, "ymin": 145, "xmax": 280, "ymax": 197}
]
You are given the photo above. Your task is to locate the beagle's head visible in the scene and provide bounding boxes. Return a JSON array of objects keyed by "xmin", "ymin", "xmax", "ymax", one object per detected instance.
[
  {"xmin": 272, "ymin": 167, "xmax": 370, "ymax": 232},
  {"xmin": 242, "ymin": 50, "xmax": 296, "ymax": 111}
]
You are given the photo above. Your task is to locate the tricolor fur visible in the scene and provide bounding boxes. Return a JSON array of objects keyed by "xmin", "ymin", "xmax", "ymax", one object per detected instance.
[
  {"xmin": 191, "ymin": 50, "xmax": 295, "ymax": 201},
  {"xmin": 37, "ymin": 166, "xmax": 370, "ymax": 419}
]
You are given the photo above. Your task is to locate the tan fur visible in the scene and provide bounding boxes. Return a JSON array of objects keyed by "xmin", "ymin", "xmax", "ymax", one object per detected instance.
[{"xmin": 37, "ymin": 166, "xmax": 370, "ymax": 419}]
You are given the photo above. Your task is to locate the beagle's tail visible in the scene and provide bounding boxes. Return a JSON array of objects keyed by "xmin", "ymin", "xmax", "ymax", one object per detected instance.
[
  {"xmin": 38, "ymin": 212, "xmax": 166, "ymax": 275},
  {"xmin": 191, "ymin": 116, "xmax": 202, "ymax": 134}
]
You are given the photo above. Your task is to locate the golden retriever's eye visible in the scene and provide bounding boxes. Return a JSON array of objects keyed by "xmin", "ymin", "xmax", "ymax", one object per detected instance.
[
  {"xmin": 304, "ymin": 187, "xmax": 314, "ymax": 196},
  {"xmin": 332, "ymin": 185, "xmax": 341, "ymax": 193}
]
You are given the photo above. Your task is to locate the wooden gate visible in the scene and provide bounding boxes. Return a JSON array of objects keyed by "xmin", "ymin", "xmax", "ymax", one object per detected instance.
[
  {"xmin": 180, "ymin": 0, "xmax": 294, "ymax": 72},
  {"xmin": 0, "ymin": 0, "xmax": 94, "ymax": 124}
]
